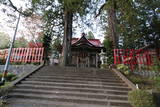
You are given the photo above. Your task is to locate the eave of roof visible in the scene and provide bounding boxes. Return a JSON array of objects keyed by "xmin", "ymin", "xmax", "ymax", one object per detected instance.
[{"xmin": 72, "ymin": 35, "xmax": 103, "ymax": 48}]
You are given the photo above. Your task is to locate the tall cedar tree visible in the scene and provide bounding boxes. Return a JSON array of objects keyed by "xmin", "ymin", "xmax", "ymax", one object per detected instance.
[{"xmin": 31, "ymin": 0, "xmax": 91, "ymax": 66}]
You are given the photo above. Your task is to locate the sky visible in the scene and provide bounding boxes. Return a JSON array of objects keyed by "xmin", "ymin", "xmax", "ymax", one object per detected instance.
[{"xmin": 0, "ymin": 0, "xmax": 105, "ymax": 42}]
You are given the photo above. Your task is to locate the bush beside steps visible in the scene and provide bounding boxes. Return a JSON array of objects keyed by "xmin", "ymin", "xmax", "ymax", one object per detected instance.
[{"xmin": 128, "ymin": 89, "xmax": 156, "ymax": 107}]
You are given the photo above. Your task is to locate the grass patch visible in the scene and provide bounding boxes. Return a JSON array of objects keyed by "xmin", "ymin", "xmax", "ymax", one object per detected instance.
[
  {"xmin": 0, "ymin": 73, "xmax": 17, "ymax": 82},
  {"xmin": 0, "ymin": 73, "xmax": 17, "ymax": 106},
  {"xmin": 0, "ymin": 72, "xmax": 17, "ymax": 107},
  {"xmin": 0, "ymin": 83, "xmax": 13, "ymax": 107},
  {"xmin": 0, "ymin": 83, "xmax": 12, "ymax": 96},
  {"xmin": 0, "ymin": 73, "xmax": 17, "ymax": 97}
]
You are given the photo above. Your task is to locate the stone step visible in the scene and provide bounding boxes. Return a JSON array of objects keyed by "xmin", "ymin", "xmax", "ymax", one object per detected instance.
[
  {"xmin": 21, "ymin": 80, "xmax": 127, "ymax": 87},
  {"xmin": 17, "ymin": 81, "xmax": 130, "ymax": 90},
  {"xmin": 11, "ymin": 88, "xmax": 129, "ymax": 97},
  {"xmin": 25, "ymin": 78, "xmax": 125, "ymax": 84},
  {"xmin": 8, "ymin": 92, "xmax": 130, "ymax": 106},
  {"xmin": 6, "ymin": 66, "xmax": 133, "ymax": 107},
  {"xmin": 30, "ymin": 74, "xmax": 119, "ymax": 79},
  {"xmin": 28, "ymin": 75, "xmax": 122, "ymax": 82},
  {"xmin": 109, "ymin": 100, "xmax": 132, "ymax": 107},
  {"xmin": 36, "ymin": 67, "xmax": 102, "ymax": 72},
  {"xmin": 9, "ymin": 90, "xmax": 128, "ymax": 101},
  {"xmin": 34, "ymin": 71, "xmax": 115, "ymax": 75},
  {"xmin": 34, "ymin": 70, "xmax": 115, "ymax": 74},
  {"xmin": 36, "ymin": 67, "xmax": 109, "ymax": 71},
  {"xmin": 7, "ymin": 98, "xmax": 132, "ymax": 107},
  {"xmin": 16, "ymin": 84, "xmax": 131, "ymax": 92},
  {"xmin": 26, "ymin": 77, "xmax": 124, "ymax": 83},
  {"xmin": 13, "ymin": 87, "xmax": 129, "ymax": 95},
  {"xmin": 32, "ymin": 74, "xmax": 118, "ymax": 79}
]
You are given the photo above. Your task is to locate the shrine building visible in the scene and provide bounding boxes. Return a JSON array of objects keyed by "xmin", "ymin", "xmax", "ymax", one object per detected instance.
[{"xmin": 70, "ymin": 33, "xmax": 105, "ymax": 68}]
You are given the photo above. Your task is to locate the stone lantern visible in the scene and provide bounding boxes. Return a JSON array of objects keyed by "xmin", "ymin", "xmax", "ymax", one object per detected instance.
[{"xmin": 99, "ymin": 49, "xmax": 106, "ymax": 65}]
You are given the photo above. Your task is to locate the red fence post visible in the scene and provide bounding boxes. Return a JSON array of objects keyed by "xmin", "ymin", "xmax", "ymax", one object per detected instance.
[
  {"xmin": 114, "ymin": 49, "xmax": 117, "ymax": 64},
  {"xmin": 0, "ymin": 47, "xmax": 44, "ymax": 64},
  {"xmin": 41, "ymin": 48, "xmax": 44, "ymax": 62}
]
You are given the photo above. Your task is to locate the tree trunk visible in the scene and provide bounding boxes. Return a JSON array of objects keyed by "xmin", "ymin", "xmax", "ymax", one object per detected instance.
[
  {"xmin": 107, "ymin": 2, "xmax": 118, "ymax": 49},
  {"xmin": 61, "ymin": 11, "xmax": 73, "ymax": 66},
  {"xmin": 43, "ymin": 34, "xmax": 52, "ymax": 65}
]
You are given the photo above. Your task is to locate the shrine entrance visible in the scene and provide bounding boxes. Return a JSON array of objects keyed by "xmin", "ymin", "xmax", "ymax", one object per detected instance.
[
  {"xmin": 77, "ymin": 51, "xmax": 89, "ymax": 67},
  {"xmin": 70, "ymin": 34, "xmax": 105, "ymax": 68}
]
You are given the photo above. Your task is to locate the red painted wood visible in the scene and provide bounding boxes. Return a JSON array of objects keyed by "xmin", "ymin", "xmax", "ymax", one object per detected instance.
[
  {"xmin": 1, "ymin": 48, "xmax": 44, "ymax": 63},
  {"xmin": 114, "ymin": 49, "xmax": 156, "ymax": 71}
]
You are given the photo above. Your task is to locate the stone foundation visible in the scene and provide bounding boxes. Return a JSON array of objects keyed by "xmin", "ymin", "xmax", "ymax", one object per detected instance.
[{"xmin": 0, "ymin": 65, "xmax": 39, "ymax": 76}]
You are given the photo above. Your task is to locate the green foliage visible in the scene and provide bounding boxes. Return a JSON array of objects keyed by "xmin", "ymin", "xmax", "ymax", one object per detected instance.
[
  {"xmin": 86, "ymin": 31, "xmax": 95, "ymax": 39},
  {"xmin": 97, "ymin": 0, "xmax": 139, "ymax": 48},
  {"xmin": 98, "ymin": 0, "xmax": 160, "ymax": 48},
  {"xmin": 116, "ymin": 64, "xmax": 130, "ymax": 75},
  {"xmin": 14, "ymin": 37, "xmax": 28, "ymax": 48},
  {"xmin": 103, "ymin": 37, "xmax": 114, "ymax": 65},
  {"xmin": 0, "ymin": 58, "xmax": 5, "ymax": 65},
  {"xmin": 52, "ymin": 38, "xmax": 62, "ymax": 52},
  {"xmin": 10, "ymin": 62, "xmax": 26, "ymax": 65},
  {"xmin": 151, "ymin": 77, "xmax": 160, "ymax": 90},
  {"xmin": 59, "ymin": 0, "xmax": 90, "ymax": 15},
  {"xmin": 116, "ymin": 0, "xmax": 140, "ymax": 48},
  {"xmin": 151, "ymin": 58, "xmax": 160, "ymax": 72},
  {"xmin": 134, "ymin": 0, "xmax": 160, "ymax": 46},
  {"xmin": 151, "ymin": 65, "xmax": 160, "ymax": 72},
  {"xmin": 0, "ymin": 83, "xmax": 12, "ymax": 106},
  {"xmin": 101, "ymin": 64, "xmax": 108, "ymax": 69},
  {"xmin": 129, "ymin": 76, "xmax": 145, "ymax": 84},
  {"xmin": 140, "ymin": 65, "xmax": 148, "ymax": 71},
  {"xmin": 31, "ymin": 0, "xmax": 92, "ymax": 65},
  {"xmin": 36, "ymin": 33, "xmax": 44, "ymax": 43},
  {"xmin": 0, "ymin": 73, "xmax": 17, "ymax": 82},
  {"xmin": 43, "ymin": 29, "xmax": 52, "ymax": 62},
  {"xmin": 5, "ymin": 73, "xmax": 17, "ymax": 81},
  {"xmin": 128, "ymin": 90, "xmax": 156, "ymax": 107},
  {"xmin": 117, "ymin": 64, "xmax": 128, "ymax": 70},
  {"xmin": 0, "ymin": 83, "xmax": 12, "ymax": 96},
  {"xmin": 31, "ymin": 62, "xmax": 40, "ymax": 65},
  {"xmin": 0, "ymin": 32, "xmax": 10, "ymax": 49}
]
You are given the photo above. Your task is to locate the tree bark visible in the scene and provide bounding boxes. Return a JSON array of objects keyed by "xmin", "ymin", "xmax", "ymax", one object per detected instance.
[
  {"xmin": 61, "ymin": 11, "xmax": 73, "ymax": 66},
  {"xmin": 107, "ymin": 2, "xmax": 118, "ymax": 49}
]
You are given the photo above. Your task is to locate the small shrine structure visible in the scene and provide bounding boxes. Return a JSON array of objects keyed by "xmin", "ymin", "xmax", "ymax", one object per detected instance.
[{"xmin": 70, "ymin": 33, "xmax": 105, "ymax": 67}]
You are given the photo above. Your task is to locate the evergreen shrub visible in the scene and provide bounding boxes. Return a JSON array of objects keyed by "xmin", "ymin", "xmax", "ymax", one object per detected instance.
[
  {"xmin": 116, "ymin": 64, "xmax": 130, "ymax": 75},
  {"xmin": 128, "ymin": 90, "xmax": 156, "ymax": 107}
]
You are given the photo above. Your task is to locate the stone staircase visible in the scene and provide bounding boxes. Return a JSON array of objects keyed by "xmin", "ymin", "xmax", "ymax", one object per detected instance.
[{"xmin": 6, "ymin": 66, "xmax": 132, "ymax": 107}]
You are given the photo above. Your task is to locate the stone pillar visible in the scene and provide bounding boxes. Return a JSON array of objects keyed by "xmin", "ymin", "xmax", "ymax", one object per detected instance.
[
  {"xmin": 100, "ymin": 50, "xmax": 105, "ymax": 65},
  {"xmin": 101, "ymin": 56, "xmax": 104, "ymax": 65},
  {"xmin": 96, "ymin": 54, "xmax": 98, "ymax": 68}
]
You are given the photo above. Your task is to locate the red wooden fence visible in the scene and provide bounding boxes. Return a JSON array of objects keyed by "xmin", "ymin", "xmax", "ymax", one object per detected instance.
[
  {"xmin": 0, "ymin": 48, "xmax": 44, "ymax": 63},
  {"xmin": 113, "ymin": 49, "xmax": 157, "ymax": 70}
]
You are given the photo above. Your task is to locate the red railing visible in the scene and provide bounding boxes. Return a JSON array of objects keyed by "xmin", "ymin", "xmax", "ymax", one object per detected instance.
[
  {"xmin": 114, "ymin": 49, "xmax": 157, "ymax": 70},
  {"xmin": 0, "ymin": 48, "xmax": 44, "ymax": 63}
]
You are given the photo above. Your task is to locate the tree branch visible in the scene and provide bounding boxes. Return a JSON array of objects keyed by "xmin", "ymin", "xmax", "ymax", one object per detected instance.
[
  {"xmin": 95, "ymin": 3, "xmax": 107, "ymax": 18},
  {"xmin": 8, "ymin": 0, "xmax": 21, "ymax": 13},
  {"xmin": 8, "ymin": 0, "xmax": 32, "ymax": 16}
]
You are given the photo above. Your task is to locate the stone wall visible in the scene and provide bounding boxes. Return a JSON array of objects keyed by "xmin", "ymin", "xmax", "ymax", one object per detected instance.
[
  {"xmin": 133, "ymin": 71, "xmax": 160, "ymax": 77},
  {"xmin": 0, "ymin": 65, "xmax": 39, "ymax": 76}
]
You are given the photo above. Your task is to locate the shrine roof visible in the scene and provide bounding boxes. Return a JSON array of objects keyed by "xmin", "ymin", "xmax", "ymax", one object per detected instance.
[{"xmin": 72, "ymin": 36, "xmax": 103, "ymax": 47}]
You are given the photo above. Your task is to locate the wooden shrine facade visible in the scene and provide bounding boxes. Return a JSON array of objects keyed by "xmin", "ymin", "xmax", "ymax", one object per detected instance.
[{"xmin": 70, "ymin": 34, "xmax": 104, "ymax": 68}]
